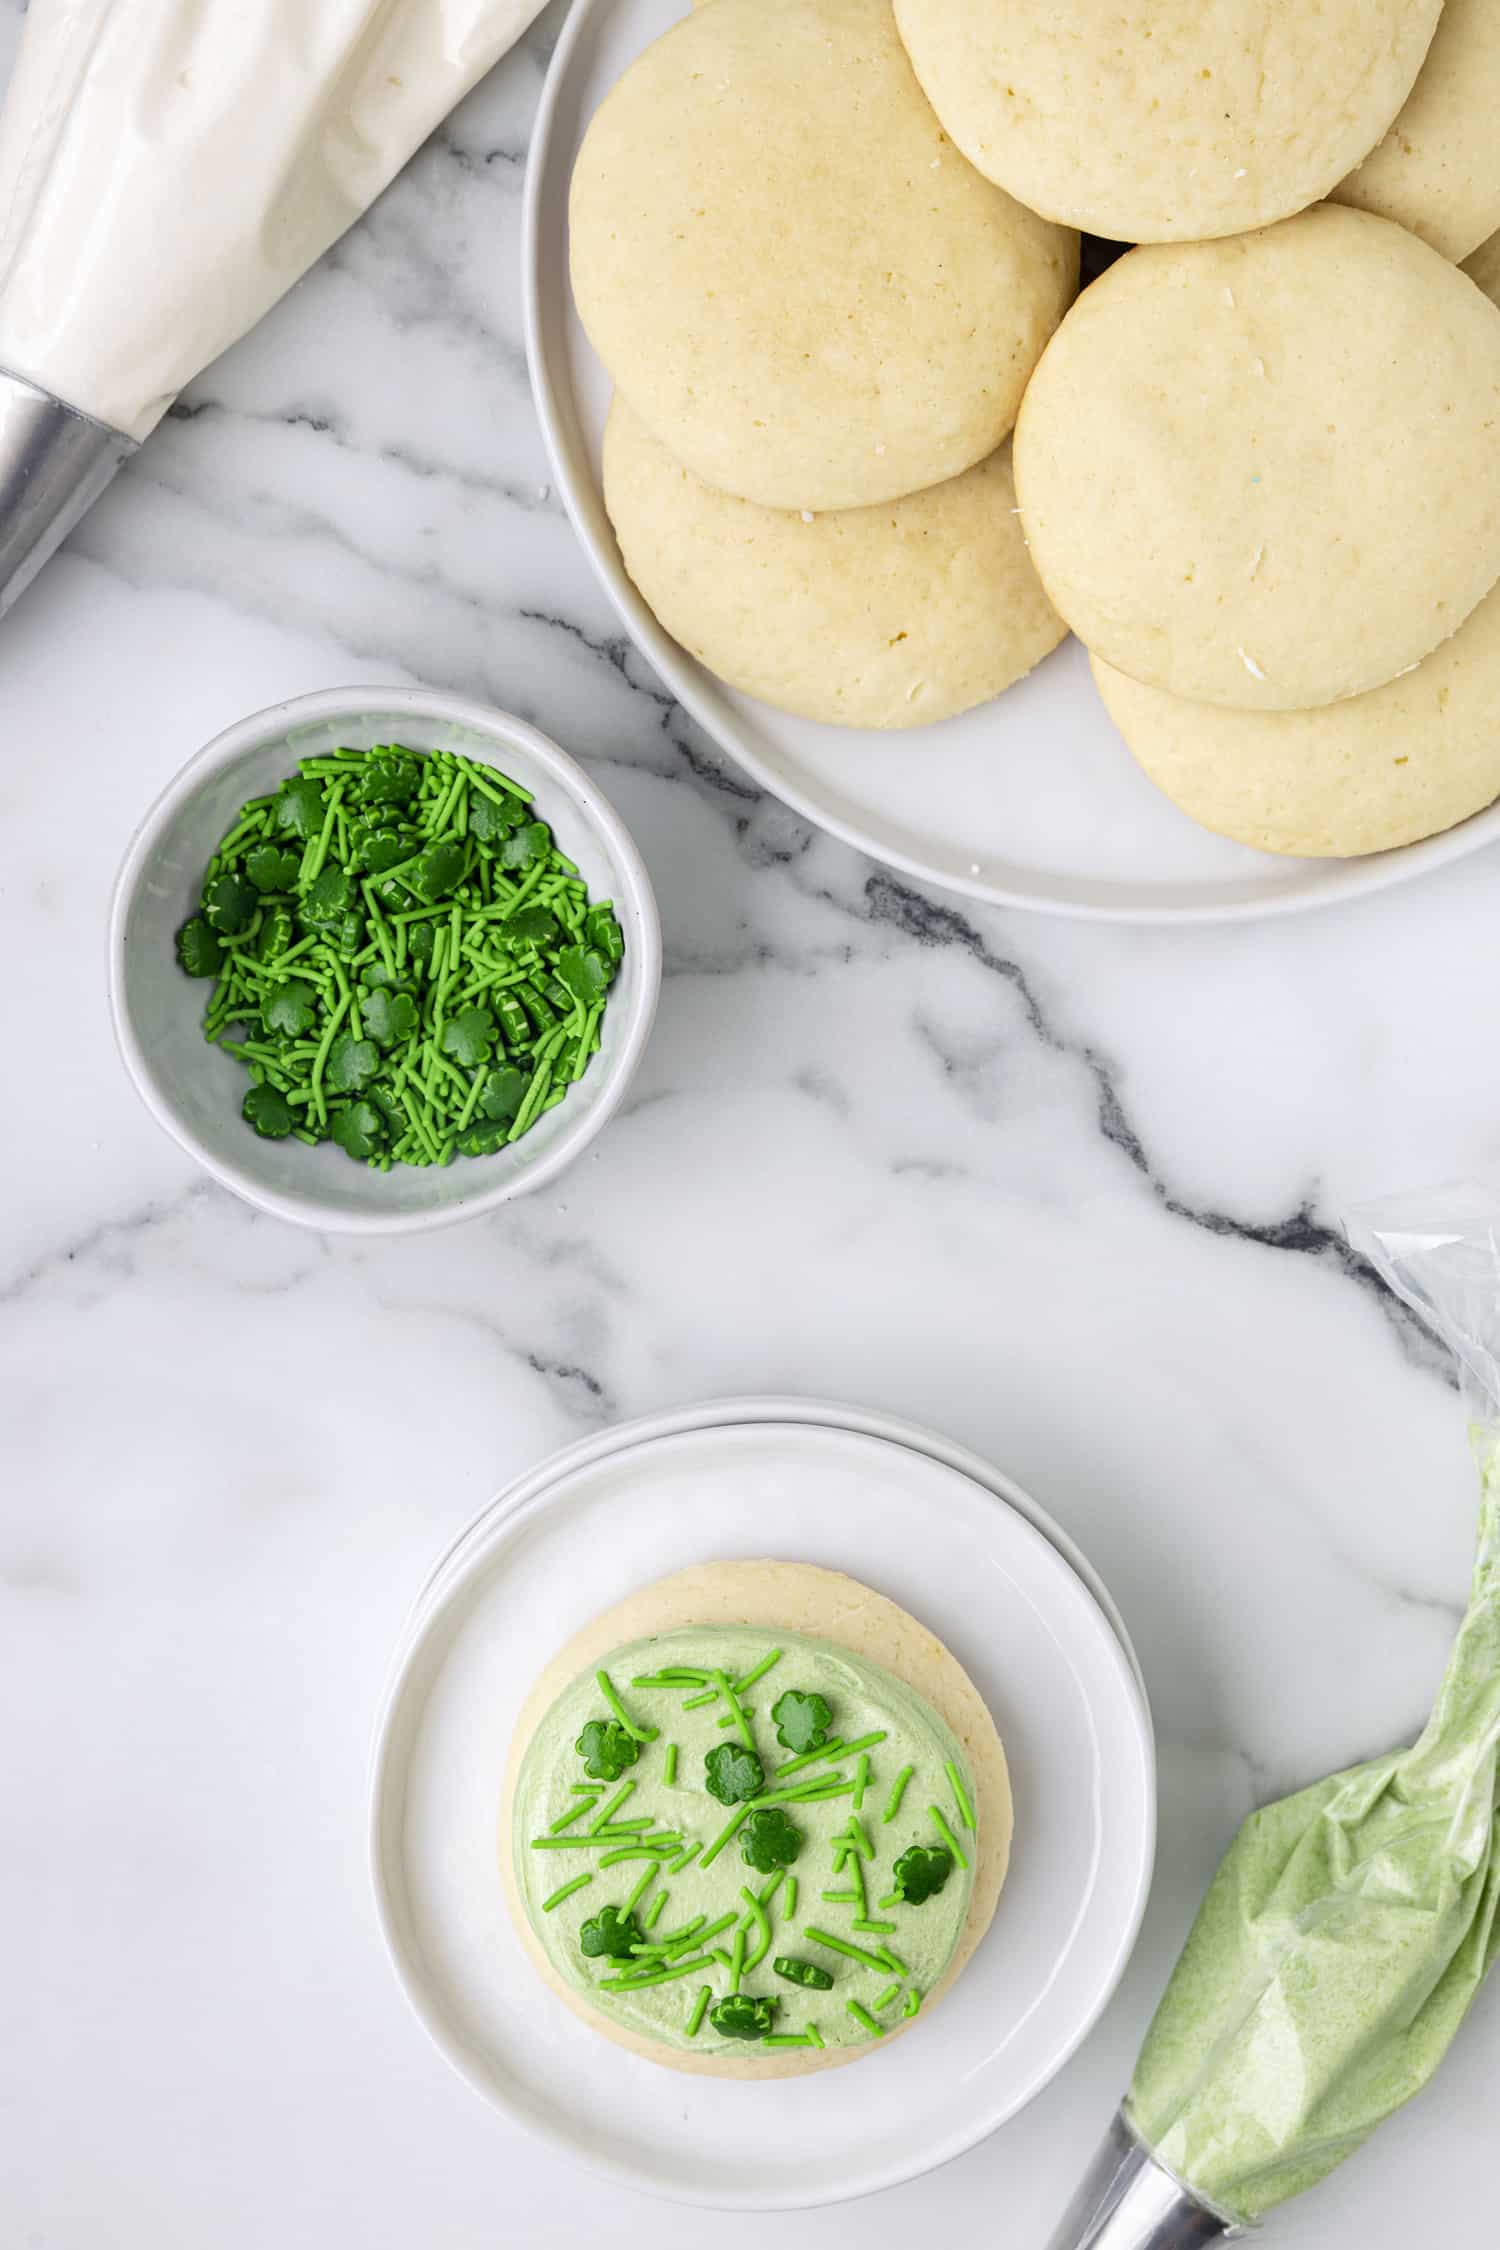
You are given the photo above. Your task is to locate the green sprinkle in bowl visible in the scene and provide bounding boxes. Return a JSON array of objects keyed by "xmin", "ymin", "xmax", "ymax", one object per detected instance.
[{"xmin": 108, "ymin": 687, "xmax": 661, "ymax": 1235}]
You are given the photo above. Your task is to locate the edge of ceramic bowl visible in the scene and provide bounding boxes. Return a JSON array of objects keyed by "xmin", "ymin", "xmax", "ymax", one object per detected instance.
[
  {"xmin": 367, "ymin": 1399, "xmax": 1156, "ymax": 2209},
  {"xmin": 106, "ymin": 685, "xmax": 662, "ymax": 1236}
]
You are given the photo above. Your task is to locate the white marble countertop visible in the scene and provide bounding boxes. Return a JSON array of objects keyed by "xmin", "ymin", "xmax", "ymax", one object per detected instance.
[{"xmin": 4, "ymin": 10, "xmax": 1500, "ymax": 2246}]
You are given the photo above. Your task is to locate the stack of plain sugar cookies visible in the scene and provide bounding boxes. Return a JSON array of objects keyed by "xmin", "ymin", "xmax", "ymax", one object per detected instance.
[{"xmin": 570, "ymin": 0, "xmax": 1500, "ymax": 858}]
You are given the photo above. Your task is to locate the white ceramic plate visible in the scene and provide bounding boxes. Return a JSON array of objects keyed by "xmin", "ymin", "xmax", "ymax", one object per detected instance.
[
  {"xmin": 399, "ymin": 1395, "xmax": 1147, "ymax": 1700},
  {"xmin": 370, "ymin": 1421, "xmax": 1155, "ymax": 2207},
  {"xmin": 522, "ymin": 0, "xmax": 1500, "ymax": 923}
]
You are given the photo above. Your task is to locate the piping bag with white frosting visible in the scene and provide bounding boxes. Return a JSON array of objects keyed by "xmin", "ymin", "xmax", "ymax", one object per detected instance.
[
  {"xmin": 1049, "ymin": 1186, "xmax": 1500, "ymax": 2248},
  {"xmin": 0, "ymin": 0, "xmax": 546, "ymax": 614}
]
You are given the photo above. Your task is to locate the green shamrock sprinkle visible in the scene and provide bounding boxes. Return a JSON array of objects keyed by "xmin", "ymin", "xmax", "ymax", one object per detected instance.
[
  {"xmin": 771, "ymin": 1689, "xmax": 833, "ymax": 1755},
  {"xmin": 302, "ymin": 867, "xmax": 354, "ymax": 925},
  {"xmin": 704, "ymin": 1743, "xmax": 765, "ymax": 1806},
  {"xmin": 890, "ymin": 1844, "xmax": 953, "ymax": 1904},
  {"xmin": 708, "ymin": 1994, "xmax": 778, "ymax": 2041},
  {"xmin": 478, "ymin": 1066, "xmax": 528, "ymax": 1122},
  {"xmin": 175, "ymin": 917, "xmax": 222, "ymax": 978},
  {"xmin": 174, "ymin": 744, "xmax": 621, "ymax": 1171},
  {"xmin": 242, "ymin": 1084, "xmax": 294, "ymax": 1139},
  {"xmin": 441, "ymin": 1007, "xmax": 495, "ymax": 1067},
  {"xmin": 359, "ymin": 986, "xmax": 418, "ymax": 1047},
  {"xmin": 348, "ymin": 823, "xmax": 413, "ymax": 873},
  {"xmin": 244, "ymin": 844, "xmax": 301, "ymax": 894},
  {"xmin": 357, "ymin": 749, "xmax": 419, "ymax": 805},
  {"xmin": 469, "ymin": 792, "xmax": 519, "ymax": 842},
  {"xmin": 501, "ymin": 820, "xmax": 550, "ymax": 870},
  {"xmin": 325, "ymin": 1033, "xmax": 378, "ymax": 1094},
  {"xmin": 455, "ymin": 1115, "xmax": 514, "ymax": 1157},
  {"xmin": 329, "ymin": 1101, "xmax": 386, "ymax": 1161},
  {"xmin": 773, "ymin": 1956, "xmax": 833, "ymax": 1991},
  {"xmin": 256, "ymin": 904, "xmax": 293, "ymax": 962},
  {"xmin": 414, "ymin": 840, "xmax": 465, "ymax": 902},
  {"xmin": 739, "ymin": 1808, "xmax": 804, "ymax": 1873},
  {"xmin": 556, "ymin": 946, "xmax": 610, "ymax": 1006},
  {"xmin": 508, "ymin": 905, "xmax": 559, "ymax": 948},
  {"xmin": 263, "ymin": 980, "xmax": 318, "ymax": 1038},
  {"xmin": 203, "ymin": 869, "xmax": 254, "ymax": 935},
  {"xmin": 579, "ymin": 1906, "xmax": 642, "ymax": 1961},
  {"xmin": 274, "ymin": 774, "xmax": 325, "ymax": 838},
  {"xmin": 585, "ymin": 902, "xmax": 623, "ymax": 959},
  {"xmin": 576, "ymin": 1719, "xmax": 641, "ymax": 1782}
]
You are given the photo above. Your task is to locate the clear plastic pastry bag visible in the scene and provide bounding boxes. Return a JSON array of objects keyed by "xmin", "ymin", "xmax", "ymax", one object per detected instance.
[
  {"xmin": 0, "ymin": 0, "xmax": 547, "ymax": 611},
  {"xmin": 1048, "ymin": 1186, "xmax": 1500, "ymax": 2247}
]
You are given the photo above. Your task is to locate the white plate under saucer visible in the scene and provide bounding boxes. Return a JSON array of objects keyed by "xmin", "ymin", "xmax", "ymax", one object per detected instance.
[{"xmin": 370, "ymin": 1418, "xmax": 1154, "ymax": 2207}]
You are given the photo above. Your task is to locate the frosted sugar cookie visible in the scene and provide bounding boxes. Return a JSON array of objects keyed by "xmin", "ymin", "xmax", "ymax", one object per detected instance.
[
  {"xmin": 1333, "ymin": 0, "xmax": 1500, "ymax": 261},
  {"xmin": 603, "ymin": 402, "xmax": 1065, "ymax": 729},
  {"xmin": 1092, "ymin": 577, "xmax": 1500, "ymax": 857},
  {"xmin": 891, "ymin": 0, "xmax": 1440, "ymax": 242},
  {"xmin": 1013, "ymin": 206, "xmax": 1500, "ymax": 712},
  {"xmin": 501, "ymin": 1560, "xmax": 1011, "ymax": 2075},
  {"xmin": 569, "ymin": 0, "xmax": 1078, "ymax": 512}
]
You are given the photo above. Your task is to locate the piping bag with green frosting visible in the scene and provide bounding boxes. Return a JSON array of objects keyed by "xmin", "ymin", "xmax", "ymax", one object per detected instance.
[{"xmin": 1048, "ymin": 1187, "xmax": 1500, "ymax": 2247}]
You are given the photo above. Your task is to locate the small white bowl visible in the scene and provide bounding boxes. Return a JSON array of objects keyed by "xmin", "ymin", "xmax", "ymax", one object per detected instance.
[{"xmin": 109, "ymin": 687, "xmax": 661, "ymax": 1236}]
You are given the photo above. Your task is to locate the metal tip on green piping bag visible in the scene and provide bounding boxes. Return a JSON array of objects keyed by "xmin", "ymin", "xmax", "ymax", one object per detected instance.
[
  {"xmin": 1042, "ymin": 2111, "xmax": 1240, "ymax": 2250},
  {"xmin": 0, "ymin": 368, "xmax": 134, "ymax": 616},
  {"xmin": 1081, "ymin": 1187, "xmax": 1500, "ymax": 2234}
]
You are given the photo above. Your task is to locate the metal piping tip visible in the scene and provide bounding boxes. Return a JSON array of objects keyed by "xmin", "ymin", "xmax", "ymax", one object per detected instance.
[
  {"xmin": 0, "ymin": 367, "xmax": 136, "ymax": 617},
  {"xmin": 1044, "ymin": 2110, "xmax": 1246, "ymax": 2250}
]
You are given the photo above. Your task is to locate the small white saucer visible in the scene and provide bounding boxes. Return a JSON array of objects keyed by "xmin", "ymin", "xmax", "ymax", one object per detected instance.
[
  {"xmin": 370, "ymin": 1417, "xmax": 1154, "ymax": 2207},
  {"xmin": 397, "ymin": 1395, "xmax": 1146, "ymax": 1697}
]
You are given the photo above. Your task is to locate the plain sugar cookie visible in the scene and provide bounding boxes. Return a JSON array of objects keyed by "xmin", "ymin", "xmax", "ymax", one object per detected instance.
[
  {"xmin": 603, "ymin": 402, "xmax": 1065, "ymax": 729},
  {"xmin": 1092, "ymin": 576, "xmax": 1500, "ymax": 857},
  {"xmin": 891, "ymin": 0, "xmax": 1440, "ymax": 243},
  {"xmin": 1332, "ymin": 0, "xmax": 1500, "ymax": 262},
  {"xmin": 1013, "ymin": 206, "xmax": 1500, "ymax": 713},
  {"xmin": 570, "ymin": 0, "xmax": 1078, "ymax": 512}
]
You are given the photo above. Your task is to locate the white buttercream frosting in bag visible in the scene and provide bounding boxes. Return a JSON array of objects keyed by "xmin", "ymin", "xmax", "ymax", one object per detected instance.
[{"xmin": 0, "ymin": 0, "xmax": 542, "ymax": 438}]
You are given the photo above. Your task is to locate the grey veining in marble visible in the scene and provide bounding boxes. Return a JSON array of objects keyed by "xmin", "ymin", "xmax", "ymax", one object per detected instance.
[{"xmin": 3, "ymin": 6, "xmax": 1500, "ymax": 2246}]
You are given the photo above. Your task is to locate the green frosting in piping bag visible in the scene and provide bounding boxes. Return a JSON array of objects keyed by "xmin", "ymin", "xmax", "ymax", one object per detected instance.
[{"xmin": 1127, "ymin": 1193, "xmax": 1500, "ymax": 2225}]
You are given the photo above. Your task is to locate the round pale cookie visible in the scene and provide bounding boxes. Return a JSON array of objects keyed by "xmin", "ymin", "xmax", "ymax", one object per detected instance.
[
  {"xmin": 890, "ymin": 0, "xmax": 1440, "ymax": 243},
  {"xmin": 1092, "ymin": 576, "xmax": 1500, "ymax": 857},
  {"xmin": 500, "ymin": 1560, "xmax": 1012, "ymax": 2079},
  {"xmin": 1466, "ymin": 229, "xmax": 1500, "ymax": 309},
  {"xmin": 569, "ymin": 0, "xmax": 1078, "ymax": 512},
  {"xmin": 1332, "ymin": 0, "xmax": 1500, "ymax": 262},
  {"xmin": 604, "ymin": 402, "xmax": 1065, "ymax": 729},
  {"xmin": 1013, "ymin": 205, "xmax": 1500, "ymax": 713}
]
